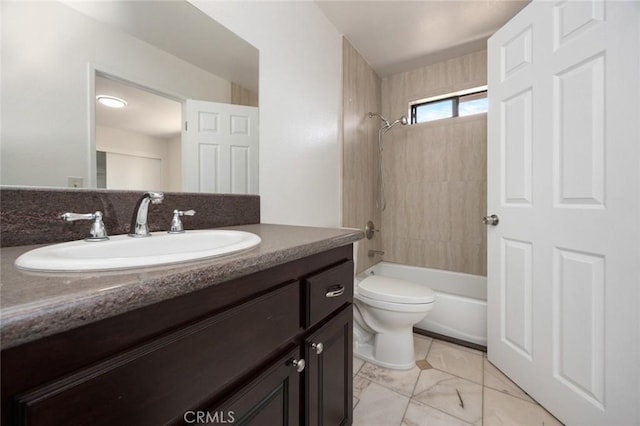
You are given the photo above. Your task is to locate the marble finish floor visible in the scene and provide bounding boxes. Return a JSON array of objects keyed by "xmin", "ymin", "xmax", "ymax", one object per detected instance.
[{"xmin": 353, "ymin": 334, "xmax": 563, "ymax": 426}]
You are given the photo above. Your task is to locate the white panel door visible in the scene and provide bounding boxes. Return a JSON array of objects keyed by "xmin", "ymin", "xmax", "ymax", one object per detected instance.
[
  {"xmin": 182, "ymin": 100, "xmax": 258, "ymax": 194},
  {"xmin": 487, "ymin": 1, "xmax": 639, "ymax": 424}
]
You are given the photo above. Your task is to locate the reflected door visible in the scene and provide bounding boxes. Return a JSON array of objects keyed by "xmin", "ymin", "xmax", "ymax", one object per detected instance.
[
  {"xmin": 182, "ymin": 100, "xmax": 259, "ymax": 194},
  {"xmin": 487, "ymin": 1, "xmax": 639, "ymax": 424}
]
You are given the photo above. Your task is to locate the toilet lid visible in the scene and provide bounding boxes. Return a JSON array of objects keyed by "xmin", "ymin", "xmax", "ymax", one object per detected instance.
[{"xmin": 358, "ymin": 276, "xmax": 435, "ymax": 304}]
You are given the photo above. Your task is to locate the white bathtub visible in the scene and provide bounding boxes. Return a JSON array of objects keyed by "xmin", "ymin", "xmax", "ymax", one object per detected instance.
[{"xmin": 359, "ymin": 262, "xmax": 487, "ymax": 346}]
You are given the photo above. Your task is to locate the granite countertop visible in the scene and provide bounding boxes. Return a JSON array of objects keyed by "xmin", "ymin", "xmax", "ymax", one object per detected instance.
[{"xmin": 0, "ymin": 224, "xmax": 363, "ymax": 350}]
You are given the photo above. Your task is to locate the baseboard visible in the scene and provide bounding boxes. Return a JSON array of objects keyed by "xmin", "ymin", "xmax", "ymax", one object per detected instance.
[{"xmin": 413, "ymin": 327, "xmax": 487, "ymax": 353}]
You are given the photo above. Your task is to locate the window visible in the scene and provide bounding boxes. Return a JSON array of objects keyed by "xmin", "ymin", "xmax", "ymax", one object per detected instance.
[{"xmin": 410, "ymin": 87, "xmax": 488, "ymax": 124}]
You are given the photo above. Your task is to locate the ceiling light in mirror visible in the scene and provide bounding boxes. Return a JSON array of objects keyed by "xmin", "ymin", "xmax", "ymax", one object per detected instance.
[{"xmin": 97, "ymin": 95, "xmax": 128, "ymax": 108}]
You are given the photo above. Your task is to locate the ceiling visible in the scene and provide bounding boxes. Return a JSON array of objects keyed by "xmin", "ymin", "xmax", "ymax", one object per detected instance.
[
  {"xmin": 62, "ymin": 0, "xmax": 259, "ymax": 92},
  {"xmin": 316, "ymin": 0, "xmax": 530, "ymax": 77},
  {"xmin": 95, "ymin": 76, "xmax": 182, "ymax": 139},
  {"xmin": 94, "ymin": 1, "xmax": 529, "ymax": 138}
]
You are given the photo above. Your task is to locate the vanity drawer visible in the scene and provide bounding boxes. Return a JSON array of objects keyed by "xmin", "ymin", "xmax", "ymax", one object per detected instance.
[
  {"xmin": 13, "ymin": 281, "xmax": 301, "ymax": 426},
  {"xmin": 304, "ymin": 260, "xmax": 353, "ymax": 327}
]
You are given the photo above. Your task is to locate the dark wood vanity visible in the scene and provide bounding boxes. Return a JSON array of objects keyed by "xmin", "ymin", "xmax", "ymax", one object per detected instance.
[
  {"xmin": 1, "ymin": 242, "xmax": 355, "ymax": 426},
  {"xmin": 0, "ymin": 188, "xmax": 360, "ymax": 425}
]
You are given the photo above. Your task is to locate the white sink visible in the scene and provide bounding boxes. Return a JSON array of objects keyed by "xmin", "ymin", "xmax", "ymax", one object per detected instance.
[{"xmin": 14, "ymin": 230, "xmax": 261, "ymax": 272}]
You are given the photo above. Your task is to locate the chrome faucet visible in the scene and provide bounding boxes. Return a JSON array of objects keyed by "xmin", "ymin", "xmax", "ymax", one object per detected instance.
[{"xmin": 128, "ymin": 191, "xmax": 164, "ymax": 237}]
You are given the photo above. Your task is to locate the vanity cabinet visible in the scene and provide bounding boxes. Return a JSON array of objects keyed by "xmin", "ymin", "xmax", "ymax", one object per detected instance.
[{"xmin": 1, "ymin": 245, "xmax": 354, "ymax": 426}]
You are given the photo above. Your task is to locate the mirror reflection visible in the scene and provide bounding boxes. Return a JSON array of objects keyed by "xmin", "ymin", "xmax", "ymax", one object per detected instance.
[{"xmin": 1, "ymin": 0, "xmax": 259, "ymax": 193}]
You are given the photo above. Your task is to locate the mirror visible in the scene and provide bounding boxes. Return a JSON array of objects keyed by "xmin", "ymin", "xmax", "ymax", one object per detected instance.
[{"xmin": 1, "ymin": 0, "xmax": 259, "ymax": 192}]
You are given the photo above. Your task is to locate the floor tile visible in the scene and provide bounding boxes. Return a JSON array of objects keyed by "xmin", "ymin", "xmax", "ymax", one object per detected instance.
[
  {"xmin": 483, "ymin": 387, "xmax": 563, "ymax": 426},
  {"xmin": 359, "ymin": 362, "xmax": 422, "ymax": 397},
  {"xmin": 483, "ymin": 358, "xmax": 534, "ymax": 403},
  {"xmin": 353, "ymin": 380, "xmax": 410, "ymax": 426},
  {"xmin": 354, "ymin": 357, "xmax": 365, "ymax": 376},
  {"xmin": 413, "ymin": 368, "xmax": 483, "ymax": 424},
  {"xmin": 416, "ymin": 359, "xmax": 433, "ymax": 370},
  {"xmin": 353, "ymin": 375, "xmax": 373, "ymax": 400},
  {"xmin": 436, "ymin": 340, "xmax": 485, "ymax": 356},
  {"xmin": 402, "ymin": 399, "xmax": 474, "ymax": 426},
  {"xmin": 353, "ymin": 336, "xmax": 563, "ymax": 426},
  {"xmin": 414, "ymin": 334, "xmax": 433, "ymax": 360},
  {"xmin": 427, "ymin": 341, "xmax": 484, "ymax": 384}
]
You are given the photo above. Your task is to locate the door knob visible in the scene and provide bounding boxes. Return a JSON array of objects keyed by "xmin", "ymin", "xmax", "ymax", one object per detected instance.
[
  {"xmin": 311, "ymin": 342, "xmax": 324, "ymax": 355},
  {"xmin": 291, "ymin": 358, "xmax": 305, "ymax": 373},
  {"xmin": 482, "ymin": 214, "xmax": 499, "ymax": 226}
]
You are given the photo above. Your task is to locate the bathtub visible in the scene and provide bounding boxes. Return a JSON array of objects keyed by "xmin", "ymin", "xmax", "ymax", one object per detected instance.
[{"xmin": 359, "ymin": 262, "xmax": 487, "ymax": 346}]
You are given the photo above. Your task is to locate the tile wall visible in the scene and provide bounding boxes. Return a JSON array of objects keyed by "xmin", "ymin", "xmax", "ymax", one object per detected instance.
[
  {"xmin": 342, "ymin": 38, "xmax": 383, "ymax": 272},
  {"xmin": 380, "ymin": 51, "xmax": 488, "ymax": 276}
]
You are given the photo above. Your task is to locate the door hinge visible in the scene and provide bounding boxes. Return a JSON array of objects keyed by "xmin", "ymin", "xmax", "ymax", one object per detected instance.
[{"xmin": 184, "ymin": 121, "xmax": 188, "ymax": 131}]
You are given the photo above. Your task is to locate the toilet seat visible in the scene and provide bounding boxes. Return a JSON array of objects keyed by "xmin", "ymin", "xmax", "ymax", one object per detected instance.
[
  {"xmin": 355, "ymin": 292, "xmax": 434, "ymax": 313},
  {"xmin": 357, "ymin": 276, "xmax": 435, "ymax": 304}
]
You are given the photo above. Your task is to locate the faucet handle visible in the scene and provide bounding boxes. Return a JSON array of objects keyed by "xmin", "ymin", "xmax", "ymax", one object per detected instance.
[
  {"xmin": 60, "ymin": 211, "xmax": 109, "ymax": 241},
  {"xmin": 168, "ymin": 209, "xmax": 196, "ymax": 234}
]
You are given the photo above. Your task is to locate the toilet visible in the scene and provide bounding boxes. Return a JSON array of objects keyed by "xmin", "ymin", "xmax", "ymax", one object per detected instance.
[{"xmin": 352, "ymin": 243, "xmax": 435, "ymax": 370}]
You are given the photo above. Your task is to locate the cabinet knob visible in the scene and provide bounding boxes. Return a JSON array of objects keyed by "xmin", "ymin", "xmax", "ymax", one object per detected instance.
[
  {"xmin": 291, "ymin": 358, "xmax": 305, "ymax": 373},
  {"xmin": 311, "ymin": 342, "xmax": 324, "ymax": 355}
]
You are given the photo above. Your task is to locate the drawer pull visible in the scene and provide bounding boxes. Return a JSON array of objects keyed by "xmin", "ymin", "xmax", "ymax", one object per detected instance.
[
  {"xmin": 326, "ymin": 286, "xmax": 345, "ymax": 298},
  {"xmin": 291, "ymin": 358, "xmax": 306, "ymax": 373},
  {"xmin": 311, "ymin": 342, "xmax": 324, "ymax": 355}
]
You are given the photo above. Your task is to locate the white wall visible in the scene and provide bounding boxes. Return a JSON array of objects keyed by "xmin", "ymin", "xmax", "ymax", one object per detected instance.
[
  {"xmin": 166, "ymin": 136, "xmax": 183, "ymax": 193},
  {"xmin": 1, "ymin": 1, "xmax": 230, "ymax": 188},
  {"xmin": 96, "ymin": 126, "xmax": 180, "ymax": 192},
  {"xmin": 192, "ymin": 1, "xmax": 343, "ymax": 227}
]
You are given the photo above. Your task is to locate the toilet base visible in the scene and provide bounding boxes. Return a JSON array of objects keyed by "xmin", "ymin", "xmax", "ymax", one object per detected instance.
[{"xmin": 353, "ymin": 333, "xmax": 416, "ymax": 370}]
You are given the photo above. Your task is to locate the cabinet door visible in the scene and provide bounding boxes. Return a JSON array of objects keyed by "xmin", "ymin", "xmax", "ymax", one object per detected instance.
[
  {"xmin": 305, "ymin": 305, "xmax": 353, "ymax": 426},
  {"xmin": 210, "ymin": 347, "xmax": 303, "ymax": 426},
  {"xmin": 12, "ymin": 283, "xmax": 300, "ymax": 426}
]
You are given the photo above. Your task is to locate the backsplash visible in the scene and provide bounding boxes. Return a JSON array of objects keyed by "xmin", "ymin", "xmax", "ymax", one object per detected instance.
[{"xmin": 0, "ymin": 187, "xmax": 260, "ymax": 247}]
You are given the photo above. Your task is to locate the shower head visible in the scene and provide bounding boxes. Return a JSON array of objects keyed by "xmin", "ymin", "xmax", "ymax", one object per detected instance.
[
  {"xmin": 368, "ymin": 112, "xmax": 408, "ymax": 131},
  {"xmin": 385, "ymin": 115, "xmax": 408, "ymax": 131}
]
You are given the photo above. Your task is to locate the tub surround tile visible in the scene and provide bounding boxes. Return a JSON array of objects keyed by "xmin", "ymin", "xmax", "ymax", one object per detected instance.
[
  {"xmin": 0, "ymin": 187, "xmax": 260, "ymax": 247},
  {"xmin": 483, "ymin": 387, "xmax": 562, "ymax": 426},
  {"xmin": 353, "ymin": 381, "xmax": 410, "ymax": 426},
  {"xmin": 449, "ymin": 181, "xmax": 486, "ymax": 245},
  {"xmin": 403, "ymin": 126, "xmax": 449, "ymax": 183},
  {"xmin": 402, "ymin": 399, "xmax": 474, "ymax": 426},
  {"xmin": 447, "ymin": 118, "xmax": 488, "ymax": 182},
  {"xmin": 342, "ymin": 38, "xmax": 382, "ymax": 274},
  {"xmin": 413, "ymin": 369, "xmax": 483, "ymax": 424},
  {"xmin": 358, "ymin": 362, "xmax": 422, "ymax": 397},
  {"xmin": 483, "ymin": 359, "xmax": 534, "ymax": 403},
  {"xmin": 379, "ymin": 50, "xmax": 487, "ymax": 277},
  {"xmin": 427, "ymin": 341, "xmax": 484, "ymax": 384},
  {"xmin": 381, "ymin": 237, "xmax": 450, "ymax": 271},
  {"xmin": 0, "ymin": 224, "xmax": 363, "ymax": 349}
]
